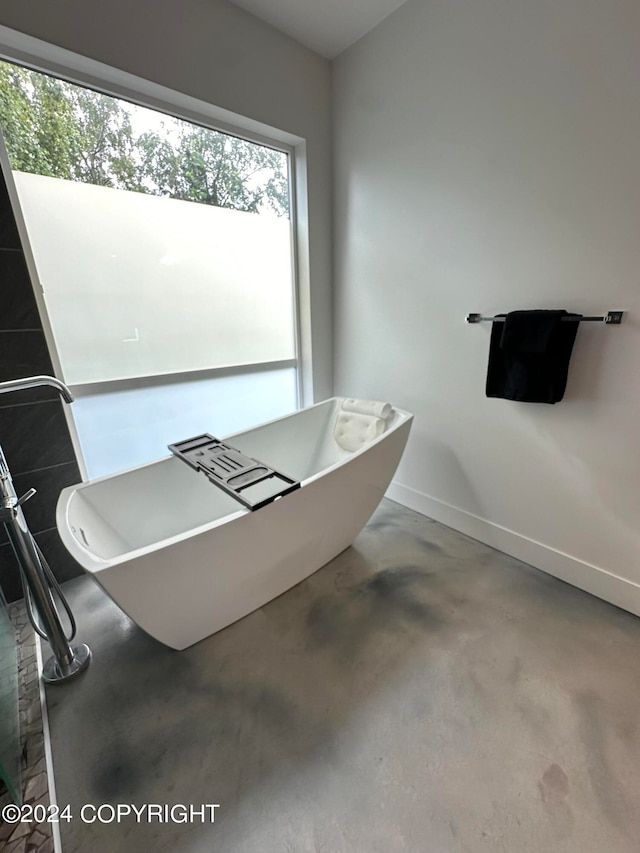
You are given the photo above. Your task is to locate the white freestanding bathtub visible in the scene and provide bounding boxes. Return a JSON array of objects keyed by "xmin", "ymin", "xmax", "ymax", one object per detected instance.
[{"xmin": 56, "ymin": 398, "xmax": 413, "ymax": 649}]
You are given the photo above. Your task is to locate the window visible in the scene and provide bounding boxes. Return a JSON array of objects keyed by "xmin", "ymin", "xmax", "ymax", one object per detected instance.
[{"xmin": 0, "ymin": 61, "xmax": 300, "ymax": 477}]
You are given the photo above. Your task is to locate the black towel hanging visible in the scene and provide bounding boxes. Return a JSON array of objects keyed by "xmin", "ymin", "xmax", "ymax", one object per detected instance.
[{"xmin": 485, "ymin": 310, "xmax": 581, "ymax": 403}]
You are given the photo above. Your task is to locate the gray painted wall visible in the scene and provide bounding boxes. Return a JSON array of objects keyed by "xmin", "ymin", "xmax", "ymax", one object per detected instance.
[{"xmin": 333, "ymin": 0, "xmax": 640, "ymax": 613}]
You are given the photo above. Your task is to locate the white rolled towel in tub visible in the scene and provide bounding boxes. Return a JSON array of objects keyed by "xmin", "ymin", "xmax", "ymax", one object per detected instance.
[
  {"xmin": 341, "ymin": 398, "xmax": 393, "ymax": 420},
  {"xmin": 334, "ymin": 398, "xmax": 394, "ymax": 452}
]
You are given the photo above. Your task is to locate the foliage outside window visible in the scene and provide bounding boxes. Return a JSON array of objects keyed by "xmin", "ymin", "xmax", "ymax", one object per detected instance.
[{"xmin": 0, "ymin": 62, "xmax": 289, "ymax": 217}]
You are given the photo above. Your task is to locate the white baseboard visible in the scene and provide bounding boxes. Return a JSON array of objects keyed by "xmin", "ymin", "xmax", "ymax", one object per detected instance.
[{"xmin": 385, "ymin": 481, "xmax": 640, "ymax": 619}]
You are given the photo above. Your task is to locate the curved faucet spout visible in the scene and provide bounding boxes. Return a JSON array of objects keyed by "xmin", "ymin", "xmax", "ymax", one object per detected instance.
[{"xmin": 0, "ymin": 375, "xmax": 74, "ymax": 403}]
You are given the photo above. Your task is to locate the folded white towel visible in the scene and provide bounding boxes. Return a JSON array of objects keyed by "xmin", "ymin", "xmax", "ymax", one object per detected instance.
[
  {"xmin": 334, "ymin": 411, "xmax": 385, "ymax": 452},
  {"xmin": 341, "ymin": 398, "xmax": 393, "ymax": 420}
]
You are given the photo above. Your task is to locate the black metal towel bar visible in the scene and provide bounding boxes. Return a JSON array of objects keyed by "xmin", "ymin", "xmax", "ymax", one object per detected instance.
[{"xmin": 466, "ymin": 311, "xmax": 624, "ymax": 325}]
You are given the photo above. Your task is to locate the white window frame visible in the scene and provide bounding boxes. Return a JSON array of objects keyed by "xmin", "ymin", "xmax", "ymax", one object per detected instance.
[{"xmin": 0, "ymin": 24, "xmax": 313, "ymax": 479}]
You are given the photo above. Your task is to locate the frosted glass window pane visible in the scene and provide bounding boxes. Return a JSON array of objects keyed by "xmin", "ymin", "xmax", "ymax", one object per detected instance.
[
  {"xmin": 72, "ymin": 368, "xmax": 298, "ymax": 479},
  {"xmin": 14, "ymin": 173, "xmax": 295, "ymax": 384}
]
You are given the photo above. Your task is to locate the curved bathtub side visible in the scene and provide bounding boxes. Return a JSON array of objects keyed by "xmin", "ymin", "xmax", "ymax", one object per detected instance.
[{"xmin": 91, "ymin": 415, "xmax": 412, "ymax": 649}]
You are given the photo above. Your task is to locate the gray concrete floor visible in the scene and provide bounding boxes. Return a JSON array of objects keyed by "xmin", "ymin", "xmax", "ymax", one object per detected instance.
[{"xmin": 45, "ymin": 499, "xmax": 640, "ymax": 852}]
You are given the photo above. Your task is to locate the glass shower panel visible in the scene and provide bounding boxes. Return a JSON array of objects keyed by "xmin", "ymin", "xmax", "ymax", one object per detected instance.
[{"xmin": 0, "ymin": 586, "xmax": 21, "ymax": 805}]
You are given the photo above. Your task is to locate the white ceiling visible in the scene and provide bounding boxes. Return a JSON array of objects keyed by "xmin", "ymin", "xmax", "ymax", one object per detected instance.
[{"xmin": 229, "ymin": 0, "xmax": 410, "ymax": 58}]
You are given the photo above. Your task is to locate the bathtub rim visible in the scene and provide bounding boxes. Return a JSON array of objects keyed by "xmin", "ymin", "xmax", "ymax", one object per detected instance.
[{"xmin": 57, "ymin": 396, "xmax": 413, "ymax": 573}]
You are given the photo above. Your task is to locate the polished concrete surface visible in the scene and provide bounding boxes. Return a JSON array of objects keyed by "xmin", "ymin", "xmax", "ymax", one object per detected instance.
[{"xmin": 45, "ymin": 500, "xmax": 640, "ymax": 852}]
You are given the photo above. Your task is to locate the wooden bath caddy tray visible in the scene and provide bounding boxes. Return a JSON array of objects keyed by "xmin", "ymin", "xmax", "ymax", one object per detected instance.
[{"xmin": 168, "ymin": 433, "xmax": 300, "ymax": 511}]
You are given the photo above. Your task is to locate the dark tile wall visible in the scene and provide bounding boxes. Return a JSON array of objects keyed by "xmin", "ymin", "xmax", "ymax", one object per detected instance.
[{"xmin": 0, "ymin": 169, "xmax": 83, "ymax": 602}]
